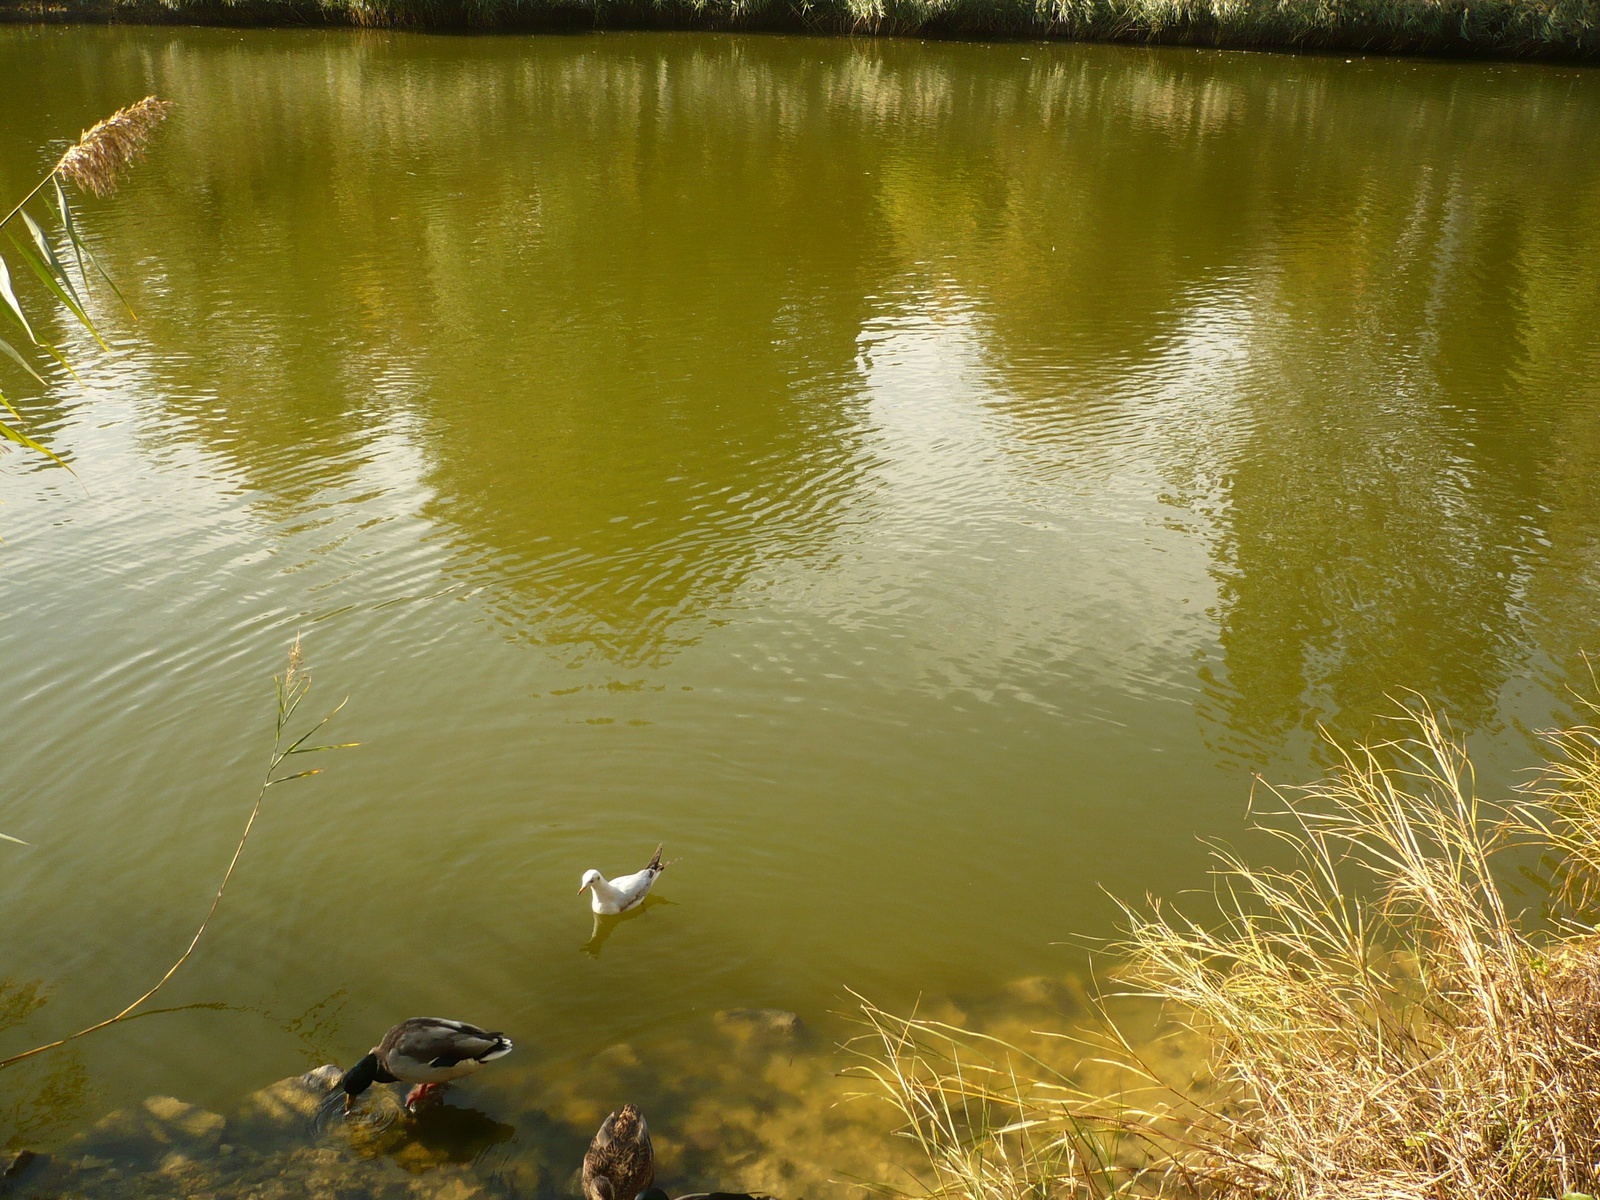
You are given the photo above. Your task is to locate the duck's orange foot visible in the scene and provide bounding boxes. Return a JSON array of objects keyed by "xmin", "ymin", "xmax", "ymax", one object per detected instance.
[{"xmin": 404, "ymin": 1083, "xmax": 441, "ymax": 1111}]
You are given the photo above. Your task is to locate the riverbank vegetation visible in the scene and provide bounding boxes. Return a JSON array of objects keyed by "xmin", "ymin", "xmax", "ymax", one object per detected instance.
[
  {"xmin": 854, "ymin": 701, "xmax": 1600, "ymax": 1198},
  {"xmin": 3, "ymin": 0, "xmax": 1597, "ymax": 59}
]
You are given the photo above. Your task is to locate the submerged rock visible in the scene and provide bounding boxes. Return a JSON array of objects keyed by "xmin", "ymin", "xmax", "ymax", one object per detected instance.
[
  {"xmin": 235, "ymin": 1063, "xmax": 343, "ymax": 1137},
  {"xmin": 13, "ymin": 1066, "xmax": 511, "ymax": 1200},
  {"xmin": 2, "ymin": 1150, "xmax": 43, "ymax": 1181},
  {"xmin": 13, "ymin": 1062, "xmax": 807, "ymax": 1200},
  {"xmin": 67, "ymin": 1094, "xmax": 228, "ymax": 1162}
]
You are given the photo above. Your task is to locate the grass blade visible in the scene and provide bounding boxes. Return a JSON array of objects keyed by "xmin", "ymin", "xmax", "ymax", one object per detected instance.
[
  {"xmin": 39, "ymin": 341, "xmax": 84, "ymax": 388},
  {"xmin": 80, "ymin": 240, "xmax": 135, "ymax": 321},
  {"xmin": 0, "ymin": 331, "xmax": 46, "ymax": 388},
  {"xmin": 265, "ymin": 768, "xmax": 324, "ymax": 785},
  {"xmin": 50, "ymin": 177, "xmax": 88, "ymax": 289},
  {"xmin": 0, "ymin": 831, "xmax": 28, "ymax": 846},
  {"xmin": 0, "ymin": 252, "xmax": 38, "ymax": 344},
  {"xmin": 0, "ymin": 406, "xmax": 68, "ymax": 469},
  {"xmin": 20, "ymin": 209, "xmax": 87, "ymax": 312},
  {"xmin": 51, "ymin": 173, "xmax": 136, "ymax": 321},
  {"xmin": 6, "ymin": 231, "xmax": 107, "ymax": 351},
  {"xmin": 0, "ymin": 640, "xmax": 344, "ymax": 1073}
]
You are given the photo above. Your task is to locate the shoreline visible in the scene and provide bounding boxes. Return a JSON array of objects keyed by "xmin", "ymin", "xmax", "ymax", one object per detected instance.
[{"xmin": 3, "ymin": 0, "xmax": 1597, "ymax": 61}]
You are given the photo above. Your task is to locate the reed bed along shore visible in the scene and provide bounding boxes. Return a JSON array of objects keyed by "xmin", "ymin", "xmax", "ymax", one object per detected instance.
[
  {"xmin": 851, "ymin": 702, "xmax": 1600, "ymax": 1199},
  {"xmin": 2, "ymin": 0, "xmax": 1596, "ymax": 58}
]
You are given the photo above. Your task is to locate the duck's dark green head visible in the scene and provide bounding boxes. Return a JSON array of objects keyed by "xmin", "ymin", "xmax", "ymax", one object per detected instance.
[
  {"xmin": 636, "ymin": 1189, "xmax": 669, "ymax": 1200},
  {"xmin": 340, "ymin": 1052, "xmax": 384, "ymax": 1101}
]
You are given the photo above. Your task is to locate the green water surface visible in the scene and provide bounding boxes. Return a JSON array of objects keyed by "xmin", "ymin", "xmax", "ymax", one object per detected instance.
[{"xmin": 1, "ymin": 25, "xmax": 1599, "ymax": 1193}]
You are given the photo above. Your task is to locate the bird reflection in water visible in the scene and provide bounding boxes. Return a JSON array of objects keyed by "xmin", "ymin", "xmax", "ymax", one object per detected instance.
[{"xmin": 582, "ymin": 895, "xmax": 674, "ymax": 958}]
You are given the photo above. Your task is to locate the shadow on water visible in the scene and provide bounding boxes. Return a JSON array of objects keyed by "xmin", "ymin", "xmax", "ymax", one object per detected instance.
[
  {"xmin": 339, "ymin": 1093, "xmax": 517, "ymax": 1170},
  {"xmin": 393, "ymin": 1102, "xmax": 515, "ymax": 1167}
]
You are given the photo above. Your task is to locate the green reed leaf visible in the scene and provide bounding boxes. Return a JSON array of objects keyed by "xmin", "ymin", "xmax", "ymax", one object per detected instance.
[
  {"xmin": 39, "ymin": 340, "xmax": 84, "ymax": 388},
  {"xmin": 50, "ymin": 177, "xmax": 88, "ymax": 288},
  {"xmin": 49, "ymin": 177, "xmax": 136, "ymax": 319},
  {"xmin": 285, "ymin": 741, "xmax": 362, "ymax": 755},
  {"xmin": 20, "ymin": 209, "xmax": 87, "ymax": 313},
  {"xmin": 0, "ymin": 831, "xmax": 28, "ymax": 846},
  {"xmin": 80, "ymin": 239, "xmax": 135, "ymax": 322},
  {"xmin": 265, "ymin": 768, "xmax": 324, "ymax": 786},
  {"xmin": 0, "ymin": 330, "xmax": 46, "ymax": 388},
  {"xmin": 0, "ymin": 405, "xmax": 68, "ymax": 469},
  {"xmin": 0, "ymin": 253, "xmax": 37, "ymax": 345},
  {"xmin": 6, "ymin": 232, "xmax": 107, "ymax": 352}
]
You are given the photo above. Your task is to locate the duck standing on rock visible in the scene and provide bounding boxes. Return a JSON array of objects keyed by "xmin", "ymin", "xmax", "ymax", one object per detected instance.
[
  {"xmin": 583, "ymin": 1104, "xmax": 655, "ymax": 1200},
  {"xmin": 579, "ymin": 844, "xmax": 680, "ymax": 915},
  {"xmin": 339, "ymin": 1018, "xmax": 513, "ymax": 1112}
]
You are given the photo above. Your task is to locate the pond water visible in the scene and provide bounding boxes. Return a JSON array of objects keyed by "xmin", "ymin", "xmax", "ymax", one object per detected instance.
[{"xmin": 1, "ymin": 24, "xmax": 1599, "ymax": 1196}]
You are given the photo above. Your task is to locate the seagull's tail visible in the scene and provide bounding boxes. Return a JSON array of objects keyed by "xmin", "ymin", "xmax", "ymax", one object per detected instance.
[{"xmin": 647, "ymin": 844, "xmax": 682, "ymax": 873}]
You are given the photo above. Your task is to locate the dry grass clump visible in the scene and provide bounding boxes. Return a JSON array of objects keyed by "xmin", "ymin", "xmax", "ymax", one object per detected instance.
[
  {"xmin": 853, "ymin": 702, "xmax": 1600, "ymax": 1200},
  {"xmin": 54, "ymin": 96, "xmax": 175, "ymax": 199},
  {"xmin": 1120, "ymin": 704, "xmax": 1600, "ymax": 1199},
  {"xmin": 847, "ymin": 995, "xmax": 1171, "ymax": 1200}
]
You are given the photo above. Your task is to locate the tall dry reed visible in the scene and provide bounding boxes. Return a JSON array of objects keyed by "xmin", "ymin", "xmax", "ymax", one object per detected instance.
[
  {"xmin": 0, "ymin": 637, "xmax": 353, "ymax": 1071},
  {"xmin": 852, "ymin": 701, "xmax": 1600, "ymax": 1200}
]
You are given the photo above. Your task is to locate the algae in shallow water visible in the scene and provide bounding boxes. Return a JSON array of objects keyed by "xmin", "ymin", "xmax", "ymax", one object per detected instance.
[{"xmin": 1, "ymin": 984, "xmax": 1170, "ymax": 1200}]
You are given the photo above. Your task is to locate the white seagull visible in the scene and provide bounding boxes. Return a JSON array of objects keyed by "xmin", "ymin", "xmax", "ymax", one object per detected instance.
[{"xmin": 578, "ymin": 844, "xmax": 679, "ymax": 915}]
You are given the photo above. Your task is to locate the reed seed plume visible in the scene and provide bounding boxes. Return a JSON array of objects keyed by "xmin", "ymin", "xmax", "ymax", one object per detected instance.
[{"xmin": 54, "ymin": 97, "xmax": 175, "ymax": 199}]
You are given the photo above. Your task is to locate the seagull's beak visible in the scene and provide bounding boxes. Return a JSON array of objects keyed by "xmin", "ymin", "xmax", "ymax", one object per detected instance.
[{"xmin": 576, "ymin": 884, "xmax": 587, "ymax": 894}]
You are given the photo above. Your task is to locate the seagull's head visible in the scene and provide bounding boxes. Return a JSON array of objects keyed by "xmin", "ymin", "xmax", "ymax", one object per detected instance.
[{"xmin": 578, "ymin": 868, "xmax": 604, "ymax": 895}]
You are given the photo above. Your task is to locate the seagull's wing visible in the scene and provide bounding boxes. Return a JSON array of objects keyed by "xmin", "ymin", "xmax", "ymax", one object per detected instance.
[{"xmin": 607, "ymin": 868, "xmax": 650, "ymax": 894}]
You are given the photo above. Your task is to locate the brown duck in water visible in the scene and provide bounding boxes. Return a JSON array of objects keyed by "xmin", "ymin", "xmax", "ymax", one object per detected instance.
[{"xmin": 583, "ymin": 1104, "xmax": 655, "ymax": 1200}]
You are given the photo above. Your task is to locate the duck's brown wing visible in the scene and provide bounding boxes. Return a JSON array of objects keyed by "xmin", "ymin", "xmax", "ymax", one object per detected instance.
[{"xmin": 583, "ymin": 1105, "xmax": 655, "ymax": 1200}]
